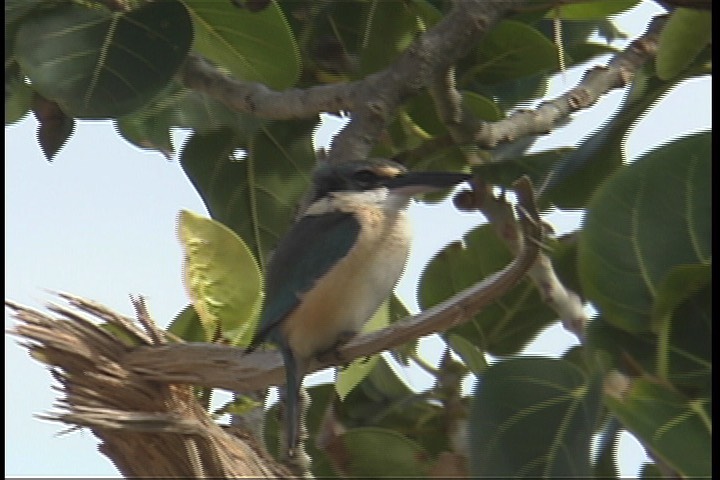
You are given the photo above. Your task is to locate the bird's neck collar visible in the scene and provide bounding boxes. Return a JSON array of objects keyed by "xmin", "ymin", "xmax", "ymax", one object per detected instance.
[{"xmin": 304, "ymin": 188, "xmax": 410, "ymax": 216}]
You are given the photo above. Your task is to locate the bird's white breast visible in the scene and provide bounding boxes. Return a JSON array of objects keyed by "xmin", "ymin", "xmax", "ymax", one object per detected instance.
[{"xmin": 283, "ymin": 189, "xmax": 412, "ymax": 359}]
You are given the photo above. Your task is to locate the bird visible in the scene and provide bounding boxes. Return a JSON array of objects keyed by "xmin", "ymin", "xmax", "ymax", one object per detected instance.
[{"xmin": 248, "ymin": 158, "xmax": 470, "ymax": 458}]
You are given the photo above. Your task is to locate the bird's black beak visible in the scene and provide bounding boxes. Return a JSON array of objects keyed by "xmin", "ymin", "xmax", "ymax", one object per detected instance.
[{"xmin": 382, "ymin": 171, "xmax": 471, "ymax": 195}]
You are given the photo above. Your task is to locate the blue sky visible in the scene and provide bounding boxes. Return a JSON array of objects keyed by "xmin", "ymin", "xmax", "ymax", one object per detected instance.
[{"xmin": 5, "ymin": 2, "xmax": 711, "ymax": 476}]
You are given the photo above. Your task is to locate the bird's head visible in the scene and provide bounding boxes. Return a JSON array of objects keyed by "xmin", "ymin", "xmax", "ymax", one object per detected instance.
[{"xmin": 309, "ymin": 158, "xmax": 471, "ymax": 206}]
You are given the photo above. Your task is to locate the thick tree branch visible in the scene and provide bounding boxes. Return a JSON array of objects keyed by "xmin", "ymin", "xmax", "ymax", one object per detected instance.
[{"xmin": 6, "ymin": 298, "xmax": 290, "ymax": 478}]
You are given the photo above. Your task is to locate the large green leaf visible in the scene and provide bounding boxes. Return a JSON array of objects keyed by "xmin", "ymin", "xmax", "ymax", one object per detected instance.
[
  {"xmin": 469, "ymin": 358, "xmax": 602, "ymax": 477},
  {"xmin": 183, "ymin": 0, "xmax": 299, "ymax": 89},
  {"xmin": 14, "ymin": 2, "xmax": 192, "ymax": 118},
  {"xmin": 419, "ymin": 225, "xmax": 558, "ymax": 355},
  {"xmin": 464, "ymin": 20, "xmax": 557, "ymax": 85},
  {"xmin": 605, "ymin": 378, "xmax": 711, "ymax": 478},
  {"xmin": 177, "ymin": 209, "xmax": 263, "ymax": 345},
  {"xmin": 179, "ymin": 120, "xmax": 316, "ymax": 268},
  {"xmin": 656, "ymin": 8, "xmax": 712, "ymax": 81},
  {"xmin": 578, "ymin": 132, "xmax": 711, "ymax": 332}
]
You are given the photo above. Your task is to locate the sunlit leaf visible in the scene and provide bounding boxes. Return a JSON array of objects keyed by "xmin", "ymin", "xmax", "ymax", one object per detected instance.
[{"xmin": 177, "ymin": 210, "xmax": 263, "ymax": 345}]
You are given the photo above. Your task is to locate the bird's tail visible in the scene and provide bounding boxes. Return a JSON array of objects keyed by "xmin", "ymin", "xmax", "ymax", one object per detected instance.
[{"xmin": 280, "ymin": 347, "xmax": 306, "ymax": 458}]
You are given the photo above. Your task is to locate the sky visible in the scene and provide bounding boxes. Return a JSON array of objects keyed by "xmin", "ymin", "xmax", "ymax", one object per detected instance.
[{"xmin": 5, "ymin": 1, "xmax": 711, "ymax": 477}]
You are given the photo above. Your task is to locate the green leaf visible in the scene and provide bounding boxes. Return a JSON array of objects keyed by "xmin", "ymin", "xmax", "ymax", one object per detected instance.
[
  {"xmin": 6, "ymin": 80, "xmax": 31, "ymax": 125},
  {"xmin": 336, "ymin": 298, "xmax": 391, "ymax": 400},
  {"xmin": 605, "ymin": 378, "xmax": 711, "ymax": 478},
  {"xmin": 446, "ymin": 334, "xmax": 487, "ymax": 375},
  {"xmin": 469, "ymin": 358, "xmax": 602, "ymax": 477},
  {"xmin": 640, "ymin": 462, "xmax": 663, "ymax": 478},
  {"xmin": 587, "ymin": 296, "xmax": 711, "ymax": 397},
  {"xmin": 339, "ymin": 356, "xmax": 450, "ymax": 458},
  {"xmin": 183, "ymin": 0, "xmax": 299, "ymax": 89},
  {"xmin": 465, "ymin": 20, "xmax": 557, "ymax": 85},
  {"xmin": 212, "ymin": 394, "xmax": 262, "ymax": 417},
  {"xmin": 167, "ymin": 304, "xmax": 207, "ymax": 343},
  {"xmin": 472, "ymin": 148, "xmax": 572, "ymax": 208},
  {"xmin": 359, "ymin": 0, "xmax": 422, "ymax": 76},
  {"xmin": 15, "ymin": 2, "xmax": 193, "ymax": 118},
  {"xmin": 180, "ymin": 121, "xmax": 316, "ymax": 268},
  {"xmin": 462, "ymin": 91, "xmax": 503, "ymax": 122},
  {"xmin": 592, "ymin": 418, "xmax": 621, "ymax": 478},
  {"xmin": 116, "ymin": 80, "xmax": 262, "ymax": 155},
  {"xmin": 177, "ymin": 209, "xmax": 263, "ymax": 345},
  {"xmin": 32, "ymin": 93, "xmax": 75, "ymax": 161},
  {"xmin": 652, "ymin": 263, "xmax": 710, "ymax": 328},
  {"xmin": 656, "ymin": 8, "xmax": 712, "ymax": 81},
  {"xmin": 549, "ymin": 0, "xmax": 639, "ymax": 20},
  {"xmin": 543, "ymin": 50, "xmax": 710, "ymax": 209},
  {"xmin": 419, "ymin": 226, "xmax": 557, "ymax": 355},
  {"xmin": 659, "ymin": 281, "xmax": 711, "ymax": 392},
  {"xmin": 578, "ymin": 132, "xmax": 711, "ymax": 332},
  {"xmin": 339, "ymin": 427, "xmax": 432, "ymax": 477}
]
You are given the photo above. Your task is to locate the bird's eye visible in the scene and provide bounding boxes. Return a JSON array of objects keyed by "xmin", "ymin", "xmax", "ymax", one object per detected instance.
[{"xmin": 352, "ymin": 169, "xmax": 379, "ymax": 186}]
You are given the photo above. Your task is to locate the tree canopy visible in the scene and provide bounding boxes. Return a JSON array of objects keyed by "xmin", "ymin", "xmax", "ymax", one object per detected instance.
[{"xmin": 6, "ymin": 0, "xmax": 711, "ymax": 477}]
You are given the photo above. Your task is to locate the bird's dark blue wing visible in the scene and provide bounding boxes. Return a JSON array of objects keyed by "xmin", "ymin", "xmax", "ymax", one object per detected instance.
[{"xmin": 250, "ymin": 211, "xmax": 360, "ymax": 347}]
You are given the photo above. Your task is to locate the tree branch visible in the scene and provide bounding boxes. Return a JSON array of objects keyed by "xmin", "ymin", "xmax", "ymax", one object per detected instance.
[
  {"xmin": 178, "ymin": 0, "xmax": 526, "ymax": 164},
  {"xmin": 6, "ymin": 296, "xmax": 290, "ymax": 478},
  {"xmin": 455, "ymin": 179, "xmax": 587, "ymax": 340},
  {"xmin": 178, "ymin": 4, "xmax": 667, "ymax": 168},
  {"xmin": 420, "ymin": 14, "xmax": 667, "ymax": 155}
]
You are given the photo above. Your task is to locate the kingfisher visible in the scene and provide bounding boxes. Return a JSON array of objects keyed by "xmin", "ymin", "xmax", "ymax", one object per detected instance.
[{"xmin": 248, "ymin": 158, "xmax": 470, "ymax": 458}]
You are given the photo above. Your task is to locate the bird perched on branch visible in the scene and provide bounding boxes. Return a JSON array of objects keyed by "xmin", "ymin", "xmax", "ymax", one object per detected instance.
[{"xmin": 248, "ymin": 158, "xmax": 470, "ymax": 459}]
